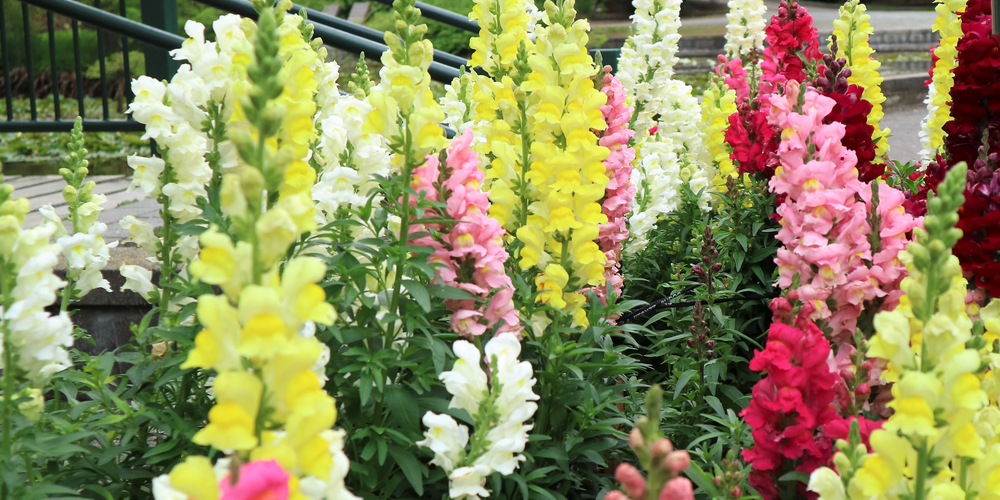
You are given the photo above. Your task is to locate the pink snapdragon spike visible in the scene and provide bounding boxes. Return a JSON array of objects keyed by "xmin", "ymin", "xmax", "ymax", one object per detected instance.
[
  {"xmin": 219, "ymin": 460, "xmax": 289, "ymax": 500},
  {"xmin": 584, "ymin": 69, "xmax": 636, "ymax": 303},
  {"xmin": 767, "ymin": 81, "xmax": 919, "ymax": 343},
  {"xmin": 409, "ymin": 129, "xmax": 522, "ymax": 338}
]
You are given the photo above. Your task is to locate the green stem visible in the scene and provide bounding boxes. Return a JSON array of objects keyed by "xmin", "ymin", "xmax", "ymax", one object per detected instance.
[
  {"xmin": 388, "ymin": 123, "xmax": 415, "ymax": 340},
  {"xmin": 914, "ymin": 442, "xmax": 929, "ymax": 500},
  {"xmin": 0, "ymin": 256, "xmax": 14, "ymax": 500}
]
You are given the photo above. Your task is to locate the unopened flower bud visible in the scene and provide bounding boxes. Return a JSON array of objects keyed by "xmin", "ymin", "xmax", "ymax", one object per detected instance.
[
  {"xmin": 62, "ymin": 185, "xmax": 78, "ymax": 204},
  {"xmin": 698, "ymin": 334, "xmax": 706, "ymax": 341},
  {"xmin": 651, "ymin": 438, "xmax": 673, "ymax": 458},
  {"xmin": 660, "ymin": 477, "xmax": 694, "ymax": 500},
  {"xmin": 706, "ymin": 350, "xmax": 714, "ymax": 358},
  {"xmin": 702, "ymin": 255, "xmax": 711, "ymax": 264},
  {"xmin": 731, "ymin": 487, "xmax": 741, "ymax": 498},
  {"xmin": 855, "ymin": 383, "xmax": 870, "ymax": 395},
  {"xmin": 712, "ymin": 263, "xmax": 722, "ymax": 272},
  {"xmin": 686, "ymin": 338, "xmax": 696, "ymax": 347},
  {"xmin": 705, "ymin": 340, "xmax": 715, "ymax": 348},
  {"xmin": 629, "ymin": 428, "xmax": 644, "ymax": 450},
  {"xmin": 664, "ymin": 451, "xmax": 690, "ymax": 473},
  {"xmin": 615, "ymin": 463, "xmax": 647, "ymax": 500}
]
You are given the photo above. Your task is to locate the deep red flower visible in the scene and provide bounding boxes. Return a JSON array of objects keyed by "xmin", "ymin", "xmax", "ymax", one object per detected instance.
[
  {"xmin": 741, "ymin": 319, "xmax": 840, "ymax": 500},
  {"xmin": 941, "ymin": 0, "xmax": 1000, "ymax": 297}
]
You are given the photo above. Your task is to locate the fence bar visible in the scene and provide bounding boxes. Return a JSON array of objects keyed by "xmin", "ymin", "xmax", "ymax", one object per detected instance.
[
  {"xmin": 288, "ymin": 3, "xmax": 469, "ymax": 69},
  {"xmin": 1, "ymin": 0, "xmax": 13, "ymax": 121},
  {"xmin": 195, "ymin": 0, "xmax": 460, "ymax": 81},
  {"xmin": 72, "ymin": 20, "xmax": 84, "ymax": 117},
  {"xmin": 21, "ymin": 0, "xmax": 185, "ymax": 50},
  {"xmin": 47, "ymin": 12, "xmax": 60, "ymax": 120},
  {"xmin": 119, "ymin": 0, "xmax": 131, "ymax": 108},
  {"xmin": 140, "ymin": 0, "xmax": 178, "ymax": 80},
  {"xmin": 0, "ymin": 119, "xmax": 145, "ymax": 132},
  {"xmin": 95, "ymin": 0, "xmax": 110, "ymax": 120},
  {"xmin": 22, "ymin": 4, "xmax": 37, "ymax": 121},
  {"xmin": 370, "ymin": 0, "xmax": 479, "ymax": 33}
]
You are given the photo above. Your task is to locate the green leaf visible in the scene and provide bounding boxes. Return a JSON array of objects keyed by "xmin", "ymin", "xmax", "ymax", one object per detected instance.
[
  {"xmin": 385, "ymin": 385, "xmax": 421, "ymax": 431},
  {"xmin": 389, "ymin": 446, "xmax": 425, "ymax": 495},
  {"xmin": 778, "ymin": 471, "xmax": 811, "ymax": 484},
  {"xmin": 704, "ymin": 395, "xmax": 725, "ymax": 417},
  {"xmin": 673, "ymin": 369, "xmax": 697, "ymax": 400},
  {"xmin": 402, "ymin": 280, "xmax": 432, "ymax": 312}
]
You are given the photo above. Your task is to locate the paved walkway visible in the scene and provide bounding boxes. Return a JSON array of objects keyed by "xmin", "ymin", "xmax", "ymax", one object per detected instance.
[
  {"xmin": 882, "ymin": 104, "xmax": 926, "ymax": 164},
  {"xmin": 594, "ymin": 0, "xmax": 938, "ymax": 34}
]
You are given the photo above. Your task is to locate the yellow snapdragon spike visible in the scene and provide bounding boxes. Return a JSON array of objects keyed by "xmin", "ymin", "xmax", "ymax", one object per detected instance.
[
  {"xmin": 832, "ymin": 0, "xmax": 890, "ymax": 160},
  {"xmin": 810, "ymin": 164, "xmax": 1000, "ymax": 500},
  {"xmin": 701, "ymin": 78, "xmax": 738, "ymax": 191},
  {"xmin": 919, "ymin": 0, "xmax": 966, "ymax": 160},
  {"xmin": 183, "ymin": 295, "xmax": 242, "ymax": 371}
]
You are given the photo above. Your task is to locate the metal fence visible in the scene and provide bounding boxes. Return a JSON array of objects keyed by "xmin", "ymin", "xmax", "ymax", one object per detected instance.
[{"xmin": 0, "ymin": 0, "xmax": 619, "ymax": 135}]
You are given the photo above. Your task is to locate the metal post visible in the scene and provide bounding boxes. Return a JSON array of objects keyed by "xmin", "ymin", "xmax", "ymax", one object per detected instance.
[
  {"xmin": 140, "ymin": 0, "xmax": 178, "ymax": 80},
  {"xmin": 993, "ymin": 0, "xmax": 999, "ymax": 35}
]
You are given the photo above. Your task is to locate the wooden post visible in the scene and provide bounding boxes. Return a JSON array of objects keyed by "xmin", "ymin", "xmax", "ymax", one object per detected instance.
[{"xmin": 140, "ymin": 0, "xmax": 178, "ymax": 80}]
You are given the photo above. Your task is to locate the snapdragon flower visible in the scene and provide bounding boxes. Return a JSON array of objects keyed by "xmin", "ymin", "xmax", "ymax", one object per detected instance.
[
  {"xmin": 517, "ymin": 0, "xmax": 612, "ymax": 326},
  {"xmin": 0, "ymin": 179, "xmax": 73, "ymax": 388},
  {"xmin": 700, "ymin": 74, "xmax": 738, "ymax": 192},
  {"xmin": 831, "ymin": 0, "xmax": 890, "ymax": 161},
  {"xmin": 809, "ymin": 162, "xmax": 1000, "ymax": 500},
  {"xmin": 417, "ymin": 333, "xmax": 539, "ymax": 499},
  {"xmin": 918, "ymin": 0, "xmax": 966, "ymax": 161},
  {"xmin": 589, "ymin": 70, "xmax": 636, "ymax": 299},
  {"xmin": 723, "ymin": 0, "xmax": 766, "ymax": 59},
  {"xmin": 158, "ymin": 7, "xmax": 358, "ymax": 499},
  {"xmin": 409, "ymin": 130, "xmax": 522, "ymax": 337}
]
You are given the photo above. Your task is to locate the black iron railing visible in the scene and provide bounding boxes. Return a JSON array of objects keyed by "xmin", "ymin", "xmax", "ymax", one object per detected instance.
[{"xmin": 0, "ymin": 0, "xmax": 619, "ymax": 137}]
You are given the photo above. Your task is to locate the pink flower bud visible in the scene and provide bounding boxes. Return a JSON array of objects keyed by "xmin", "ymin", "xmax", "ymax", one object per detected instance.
[
  {"xmin": 615, "ymin": 463, "xmax": 647, "ymax": 500},
  {"xmin": 629, "ymin": 428, "xmax": 644, "ymax": 450},
  {"xmin": 606, "ymin": 491, "xmax": 631, "ymax": 500},
  {"xmin": 731, "ymin": 486, "xmax": 741, "ymax": 498},
  {"xmin": 664, "ymin": 450, "xmax": 691, "ymax": 473},
  {"xmin": 651, "ymin": 439, "xmax": 673, "ymax": 458},
  {"xmin": 855, "ymin": 383, "xmax": 870, "ymax": 395},
  {"xmin": 659, "ymin": 477, "xmax": 694, "ymax": 500}
]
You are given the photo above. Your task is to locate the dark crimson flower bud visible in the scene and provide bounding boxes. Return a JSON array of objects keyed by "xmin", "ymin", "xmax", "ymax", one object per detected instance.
[
  {"xmin": 698, "ymin": 333, "xmax": 706, "ymax": 341},
  {"xmin": 687, "ymin": 338, "xmax": 696, "ymax": 346},
  {"xmin": 712, "ymin": 263, "xmax": 723, "ymax": 272},
  {"xmin": 705, "ymin": 340, "xmax": 715, "ymax": 348},
  {"xmin": 706, "ymin": 350, "xmax": 714, "ymax": 359}
]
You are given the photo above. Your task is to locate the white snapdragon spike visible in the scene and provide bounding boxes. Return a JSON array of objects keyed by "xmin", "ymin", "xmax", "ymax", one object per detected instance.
[
  {"xmin": 0, "ymin": 221, "xmax": 73, "ymax": 384},
  {"xmin": 617, "ymin": 0, "xmax": 681, "ymax": 143},
  {"xmin": 627, "ymin": 140, "xmax": 682, "ymax": 254},
  {"xmin": 723, "ymin": 0, "xmax": 766, "ymax": 59},
  {"xmin": 313, "ymin": 95, "xmax": 392, "ymax": 225},
  {"xmin": 440, "ymin": 75, "xmax": 486, "ymax": 143},
  {"xmin": 127, "ymin": 18, "xmax": 245, "ymax": 227},
  {"xmin": 417, "ymin": 333, "xmax": 539, "ymax": 500}
]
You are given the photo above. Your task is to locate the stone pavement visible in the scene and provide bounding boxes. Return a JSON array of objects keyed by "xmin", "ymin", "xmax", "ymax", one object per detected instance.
[
  {"xmin": 677, "ymin": 0, "xmax": 938, "ymax": 33},
  {"xmin": 593, "ymin": 0, "xmax": 939, "ymax": 32},
  {"xmin": 882, "ymin": 104, "xmax": 927, "ymax": 164}
]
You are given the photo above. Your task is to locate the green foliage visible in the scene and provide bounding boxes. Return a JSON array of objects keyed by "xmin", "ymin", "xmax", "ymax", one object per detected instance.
[{"xmin": 622, "ymin": 176, "xmax": 779, "ymax": 482}]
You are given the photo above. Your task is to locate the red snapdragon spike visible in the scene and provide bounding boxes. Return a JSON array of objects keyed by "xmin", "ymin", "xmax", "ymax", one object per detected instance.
[
  {"xmin": 821, "ymin": 85, "xmax": 881, "ymax": 181},
  {"xmin": 741, "ymin": 320, "xmax": 840, "ymax": 500}
]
